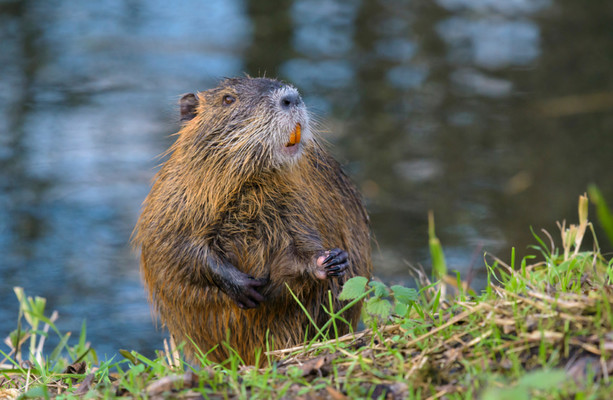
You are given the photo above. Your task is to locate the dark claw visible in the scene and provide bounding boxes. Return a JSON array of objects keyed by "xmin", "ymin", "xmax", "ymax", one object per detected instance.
[
  {"xmin": 249, "ymin": 277, "xmax": 267, "ymax": 287},
  {"xmin": 324, "ymin": 256, "xmax": 346, "ymax": 268},
  {"xmin": 322, "ymin": 249, "xmax": 349, "ymax": 278},
  {"xmin": 326, "ymin": 262, "xmax": 349, "ymax": 273},
  {"xmin": 248, "ymin": 289, "xmax": 265, "ymax": 304},
  {"xmin": 241, "ymin": 299, "xmax": 257, "ymax": 309},
  {"xmin": 323, "ymin": 248, "xmax": 344, "ymax": 264},
  {"xmin": 323, "ymin": 249, "xmax": 348, "ymax": 267}
]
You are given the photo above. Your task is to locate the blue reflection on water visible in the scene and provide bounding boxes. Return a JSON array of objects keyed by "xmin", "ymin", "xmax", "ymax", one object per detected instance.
[{"xmin": 438, "ymin": 17, "xmax": 540, "ymax": 68}]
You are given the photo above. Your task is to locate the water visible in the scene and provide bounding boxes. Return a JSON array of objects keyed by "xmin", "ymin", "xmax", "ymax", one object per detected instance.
[{"xmin": 1, "ymin": 0, "xmax": 612, "ymax": 358}]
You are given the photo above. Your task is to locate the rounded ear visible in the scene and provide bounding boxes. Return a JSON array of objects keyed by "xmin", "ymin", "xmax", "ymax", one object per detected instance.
[{"xmin": 180, "ymin": 93, "xmax": 198, "ymax": 122}]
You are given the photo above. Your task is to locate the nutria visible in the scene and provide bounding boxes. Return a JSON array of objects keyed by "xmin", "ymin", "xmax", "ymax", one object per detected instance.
[{"xmin": 133, "ymin": 77, "xmax": 371, "ymax": 364}]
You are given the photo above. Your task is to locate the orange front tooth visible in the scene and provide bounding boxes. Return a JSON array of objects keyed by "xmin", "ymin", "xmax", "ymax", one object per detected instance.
[
  {"xmin": 295, "ymin": 123, "xmax": 301, "ymax": 144},
  {"xmin": 287, "ymin": 123, "xmax": 302, "ymax": 146}
]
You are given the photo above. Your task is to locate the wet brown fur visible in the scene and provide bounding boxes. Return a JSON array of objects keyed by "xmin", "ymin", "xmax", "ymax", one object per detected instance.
[{"xmin": 133, "ymin": 77, "xmax": 371, "ymax": 364}]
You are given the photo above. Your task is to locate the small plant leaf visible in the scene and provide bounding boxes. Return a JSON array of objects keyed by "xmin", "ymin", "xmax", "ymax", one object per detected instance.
[
  {"xmin": 517, "ymin": 369, "xmax": 566, "ymax": 390},
  {"xmin": 119, "ymin": 349, "xmax": 139, "ymax": 365},
  {"xmin": 365, "ymin": 298, "xmax": 391, "ymax": 320},
  {"xmin": 481, "ymin": 386, "xmax": 529, "ymax": 400},
  {"xmin": 394, "ymin": 302, "xmax": 409, "ymax": 317},
  {"xmin": 428, "ymin": 211, "xmax": 448, "ymax": 279},
  {"xmin": 390, "ymin": 285, "xmax": 417, "ymax": 305},
  {"xmin": 8, "ymin": 329, "xmax": 30, "ymax": 350},
  {"xmin": 368, "ymin": 280, "xmax": 388, "ymax": 298},
  {"xmin": 339, "ymin": 276, "xmax": 369, "ymax": 301},
  {"xmin": 23, "ymin": 386, "xmax": 49, "ymax": 399}
]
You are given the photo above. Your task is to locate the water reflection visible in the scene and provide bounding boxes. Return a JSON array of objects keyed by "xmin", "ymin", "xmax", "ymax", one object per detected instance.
[
  {"xmin": 438, "ymin": 17, "xmax": 541, "ymax": 68},
  {"xmin": 1, "ymin": 0, "xmax": 612, "ymax": 358}
]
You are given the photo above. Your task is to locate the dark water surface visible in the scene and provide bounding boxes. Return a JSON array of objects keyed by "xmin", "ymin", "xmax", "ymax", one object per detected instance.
[{"xmin": 1, "ymin": 0, "xmax": 612, "ymax": 358}]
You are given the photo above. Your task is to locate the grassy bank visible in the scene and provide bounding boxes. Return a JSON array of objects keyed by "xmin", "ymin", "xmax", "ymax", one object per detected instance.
[{"xmin": 2, "ymin": 193, "xmax": 613, "ymax": 399}]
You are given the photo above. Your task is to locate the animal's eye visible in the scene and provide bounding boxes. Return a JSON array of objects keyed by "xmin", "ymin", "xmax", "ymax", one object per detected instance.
[{"xmin": 223, "ymin": 95, "xmax": 236, "ymax": 105}]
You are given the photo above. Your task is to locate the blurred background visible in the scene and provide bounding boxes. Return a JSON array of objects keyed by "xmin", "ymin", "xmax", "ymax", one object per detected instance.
[{"xmin": 1, "ymin": 0, "xmax": 612, "ymax": 358}]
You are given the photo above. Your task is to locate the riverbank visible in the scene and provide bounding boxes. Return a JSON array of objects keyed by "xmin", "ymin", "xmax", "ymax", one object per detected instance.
[{"xmin": 1, "ymin": 194, "xmax": 612, "ymax": 399}]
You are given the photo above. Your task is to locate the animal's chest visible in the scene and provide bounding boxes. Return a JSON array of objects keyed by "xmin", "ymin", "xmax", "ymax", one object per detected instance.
[
  {"xmin": 223, "ymin": 188, "xmax": 291, "ymax": 236},
  {"xmin": 217, "ymin": 186, "xmax": 299, "ymax": 274}
]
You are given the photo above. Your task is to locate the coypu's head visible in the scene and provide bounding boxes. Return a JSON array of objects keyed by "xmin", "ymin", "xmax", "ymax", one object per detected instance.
[{"xmin": 179, "ymin": 77, "xmax": 312, "ymax": 171}]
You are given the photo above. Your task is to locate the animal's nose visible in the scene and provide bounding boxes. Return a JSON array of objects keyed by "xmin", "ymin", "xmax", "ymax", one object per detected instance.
[{"xmin": 280, "ymin": 92, "xmax": 302, "ymax": 109}]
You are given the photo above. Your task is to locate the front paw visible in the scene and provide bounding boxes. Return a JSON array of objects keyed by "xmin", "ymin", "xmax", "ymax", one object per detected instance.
[
  {"xmin": 315, "ymin": 248, "xmax": 349, "ymax": 280},
  {"xmin": 227, "ymin": 274, "xmax": 268, "ymax": 309}
]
